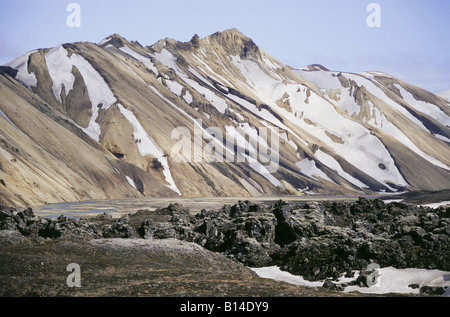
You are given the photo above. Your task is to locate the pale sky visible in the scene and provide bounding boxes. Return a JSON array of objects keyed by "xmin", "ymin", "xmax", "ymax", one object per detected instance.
[{"xmin": 1, "ymin": 0, "xmax": 449, "ymax": 93}]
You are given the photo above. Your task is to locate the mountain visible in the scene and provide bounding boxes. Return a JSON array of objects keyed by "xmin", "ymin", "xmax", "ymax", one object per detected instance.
[{"xmin": 1, "ymin": 28, "xmax": 449, "ymax": 207}]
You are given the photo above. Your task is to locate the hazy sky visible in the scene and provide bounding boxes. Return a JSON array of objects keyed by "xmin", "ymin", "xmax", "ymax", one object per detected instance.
[{"xmin": 1, "ymin": 0, "xmax": 449, "ymax": 93}]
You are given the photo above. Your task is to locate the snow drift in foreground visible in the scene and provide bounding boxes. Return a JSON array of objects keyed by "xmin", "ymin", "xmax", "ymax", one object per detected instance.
[{"xmin": 251, "ymin": 266, "xmax": 450, "ymax": 296}]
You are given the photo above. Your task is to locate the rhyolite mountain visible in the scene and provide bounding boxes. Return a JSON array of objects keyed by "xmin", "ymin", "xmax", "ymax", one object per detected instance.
[{"xmin": 1, "ymin": 29, "xmax": 449, "ymax": 207}]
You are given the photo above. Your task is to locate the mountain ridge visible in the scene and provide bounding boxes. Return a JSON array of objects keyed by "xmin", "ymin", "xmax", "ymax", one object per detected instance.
[{"xmin": 1, "ymin": 28, "xmax": 449, "ymax": 207}]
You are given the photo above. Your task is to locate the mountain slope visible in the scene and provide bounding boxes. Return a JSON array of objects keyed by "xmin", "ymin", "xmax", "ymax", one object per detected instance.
[{"xmin": 1, "ymin": 29, "xmax": 449, "ymax": 206}]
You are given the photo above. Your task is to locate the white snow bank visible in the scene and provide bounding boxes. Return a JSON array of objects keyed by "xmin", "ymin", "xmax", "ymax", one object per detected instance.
[
  {"xmin": 45, "ymin": 45, "xmax": 117, "ymax": 142},
  {"xmin": 45, "ymin": 45, "xmax": 76, "ymax": 102},
  {"xmin": 165, "ymin": 79, "xmax": 184, "ymax": 97},
  {"xmin": 98, "ymin": 37, "xmax": 111, "ymax": 45},
  {"xmin": 296, "ymin": 70, "xmax": 342, "ymax": 90},
  {"xmin": 191, "ymin": 54, "xmax": 233, "ymax": 87},
  {"xmin": 182, "ymin": 75, "xmax": 228, "ymax": 114},
  {"xmin": 225, "ymin": 124, "xmax": 281, "ymax": 187},
  {"xmin": 315, "ymin": 150, "xmax": 368, "ymax": 188},
  {"xmin": 421, "ymin": 201, "xmax": 450, "ymax": 209},
  {"xmin": 183, "ymin": 90, "xmax": 193, "ymax": 104},
  {"xmin": 125, "ymin": 176, "xmax": 137, "ymax": 190},
  {"xmin": 151, "ymin": 49, "xmax": 182, "ymax": 75},
  {"xmin": 366, "ymin": 101, "xmax": 450, "ymax": 171},
  {"xmin": 343, "ymin": 267, "xmax": 450, "ymax": 295},
  {"xmin": 435, "ymin": 134, "xmax": 450, "ymax": 143},
  {"xmin": 382, "ymin": 199, "xmax": 404, "ymax": 204},
  {"xmin": 251, "ymin": 266, "xmax": 323, "ymax": 288},
  {"xmin": 345, "ymin": 73, "xmax": 430, "ymax": 132},
  {"xmin": 296, "ymin": 158, "xmax": 335, "ymax": 184},
  {"xmin": 251, "ymin": 266, "xmax": 450, "ymax": 296},
  {"xmin": 231, "ymin": 55, "xmax": 408, "ymax": 189},
  {"xmin": 395, "ymin": 83, "xmax": 450, "ymax": 127},
  {"xmin": 119, "ymin": 45, "xmax": 159, "ymax": 75}
]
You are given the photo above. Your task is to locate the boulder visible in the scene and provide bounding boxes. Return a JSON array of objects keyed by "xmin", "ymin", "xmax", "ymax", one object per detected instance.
[
  {"xmin": 322, "ymin": 279, "xmax": 345, "ymax": 292},
  {"xmin": 420, "ymin": 286, "xmax": 446, "ymax": 296}
]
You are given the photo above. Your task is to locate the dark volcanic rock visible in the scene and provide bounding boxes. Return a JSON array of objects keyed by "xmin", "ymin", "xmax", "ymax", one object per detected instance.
[
  {"xmin": 0, "ymin": 66, "xmax": 18, "ymax": 78},
  {"xmin": 323, "ymin": 279, "xmax": 345, "ymax": 292},
  {"xmin": 420, "ymin": 286, "xmax": 446, "ymax": 296}
]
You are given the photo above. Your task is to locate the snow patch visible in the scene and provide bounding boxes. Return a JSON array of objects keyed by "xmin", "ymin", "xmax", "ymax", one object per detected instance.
[
  {"xmin": 228, "ymin": 108, "xmax": 245, "ymax": 122},
  {"xmin": 183, "ymin": 67, "xmax": 228, "ymax": 114},
  {"xmin": 5, "ymin": 50, "xmax": 38, "ymax": 89},
  {"xmin": 44, "ymin": 45, "xmax": 117, "ymax": 142},
  {"xmin": 165, "ymin": 79, "xmax": 184, "ymax": 97},
  {"xmin": 233, "ymin": 57, "xmax": 409, "ymax": 189},
  {"xmin": 191, "ymin": 54, "xmax": 233, "ymax": 87},
  {"xmin": 382, "ymin": 199, "xmax": 404, "ymax": 204},
  {"xmin": 334, "ymin": 87, "xmax": 361, "ymax": 117},
  {"xmin": 435, "ymin": 134, "xmax": 450, "ymax": 143},
  {"xmin": 262, "ymin": 56, "xmax": 282, "ymax": 71},
  {"xmin": 149, "ymin": 86, "xmax": 234, "ymax": 161},
  {"xmin": 395, "ymin": 84, "xmax": 450, "ymax": 127},
  {"xmin": 119, "ymin": 46, "xmax": 158, "ymax": 75},
  {"xmin": 296, "ymin": 70, "xmax": 342, "ymax": 90},
  {"xmin": 151, "ymin": 49, "xmax": 182, "ymax": 75},
  {"xmin": 345, "ymin": 73, "xmax": 430, "ymax": 132},
  {"xmin": 315, "ymin": 150, "xmax": 368, "ymax": 188},
  {"xmin": 125, "ymin": 176, "xmax": 136, "ymax": 189},
  {"xmin": 98, "ymin": 37, "xmax": 111, "ymax": 45},
  {"xmin": 251, "ymin": 266, "xmax": 450, "ymax": 295},
  {"xmin": 249, "ymin": 178, "xmax": 264, "ymax": 193},
  {"xmin": 183, "ymin": 90, "xmax": 193, "ymax": 104},
  {"xmin": 117, "ymin": 104, "xmax": 181, "ymax": 195},
  {"xmin": 225, "ymin": 125, "xmax": 281, "ymax": 188},
  {"xmin": 366, "ymin": 101, "xmax": 450, "ymax": 171},
  {"xmin": 182, "ymin": 76, "xmax": 228, "ymax": 114},
  {"xmin": 45, "ymin": 45, "xmax": 76, "ymax": 102},
  {"xmin": 296, "ymin": 158, "xmax": 335, "ymax": 184},
  {"xmin": 421, "ymin": 201, "xmax": 450, "ymax": 209}
]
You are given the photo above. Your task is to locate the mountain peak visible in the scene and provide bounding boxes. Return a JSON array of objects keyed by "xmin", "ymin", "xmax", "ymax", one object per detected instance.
[
  {"xmin": 98, "ymin": 33, "xmax": 128, "ymax": 48},
  {"xmin": 205, "ymin": 28, "xmax": 261, "ymax": 62},
  {"xmin": 212, "ymin": 28, "xmax": 248, "ymax": 39},
  {"xmin": 209, "ymin": 28, "xmax": 253, "ymax": 45}
]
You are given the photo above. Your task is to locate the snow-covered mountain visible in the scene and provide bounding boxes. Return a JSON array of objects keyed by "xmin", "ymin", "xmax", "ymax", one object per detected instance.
[{"xmin": 1, "ymin": 29, "xmax": 449, "ymax": 206}]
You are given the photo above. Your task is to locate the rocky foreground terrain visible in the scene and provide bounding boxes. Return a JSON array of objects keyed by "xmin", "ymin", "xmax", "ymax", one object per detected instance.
[{"xmin": 1, "ymin": 198, "xmax": 449, "ymax": 297}]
